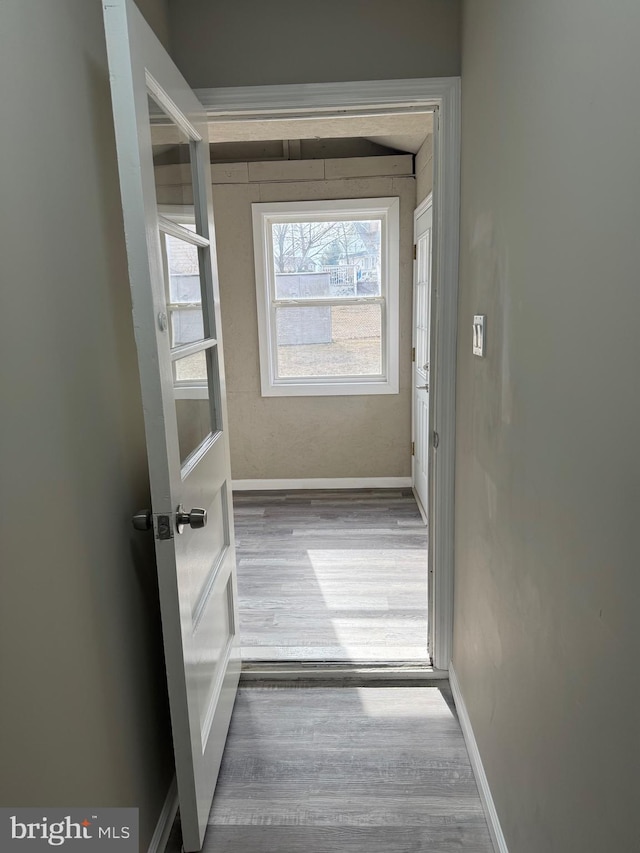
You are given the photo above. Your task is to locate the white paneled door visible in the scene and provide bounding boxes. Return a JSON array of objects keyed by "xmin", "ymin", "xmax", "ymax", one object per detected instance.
[
  {"xmin": 103, "ymin": 3, "xmax": 240, "ymax": 850},
  {"xmin": 412, "ymin": 196, "xmax": 433, "ymax": 521}
]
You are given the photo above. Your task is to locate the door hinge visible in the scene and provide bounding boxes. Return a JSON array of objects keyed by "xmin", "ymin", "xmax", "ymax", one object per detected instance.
[
  {"xmin": 413, "ymin": 244, "xmax": 417, "ymax": 260},
  {"xmin": 433, "ymin": 431, "xmax": 440, "ymax": 449},
  {"xmin": 411, "ymin": 441, "xmax": 415, "ymax": 456},
  {"xmin": 411, "ymin": 346, "xmax": 416, "ymax": 362}
]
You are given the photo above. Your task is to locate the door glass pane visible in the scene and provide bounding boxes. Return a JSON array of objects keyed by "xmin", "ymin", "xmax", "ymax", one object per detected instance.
[
  {"xmin": 272, "ymin": 219, "xmax": 381, "ymax": 298},
  {"xmin": 147, "ymin": 93, "xmax": 195, "ymax": 218},
  {"xmin": 275, "ymin": 303, "xmax": 382, "ymax": 378},
  {"xmin": 175, "ymin": 349, "xmax": 207, "ymax": 382},
  {"xmin": 164, "ymin": 231, "xmax": 206, "ymax": 347},
  {"xmin": 173, "ymin": 349, "xmax": 218, "ymax": 465}
]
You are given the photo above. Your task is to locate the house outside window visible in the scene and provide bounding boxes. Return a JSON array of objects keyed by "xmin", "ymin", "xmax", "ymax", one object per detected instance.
[{"xmin": 252, "ymin": 198, "xmax": 400, "ymax": 396}]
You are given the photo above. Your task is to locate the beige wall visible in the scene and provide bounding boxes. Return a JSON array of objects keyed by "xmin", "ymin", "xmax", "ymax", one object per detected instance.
[
  {"xmin": 168, "ymin": 0, "xmax": 461, "ymax": 88},
  {"xmin": 208, "ymin": 159, "xmax": 416, "ymax": 480},
  {"xmin": 415, "ymin": 134, "xmax": 433, "ymax": 205},
  {"xmin": 0, "ymin": 2, "xmax": 174, "ymax": 848},
  {"xmin": 455, "ymin": 1, "xmax": 640, "ymax": 851}
]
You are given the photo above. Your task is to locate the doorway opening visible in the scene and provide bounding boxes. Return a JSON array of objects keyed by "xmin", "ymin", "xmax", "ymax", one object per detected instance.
[{"xmin": 201, "ymin": 112, "xmax": 433, "ymax": 666}]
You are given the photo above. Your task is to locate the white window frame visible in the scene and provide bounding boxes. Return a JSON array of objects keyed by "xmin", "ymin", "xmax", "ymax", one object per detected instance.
[{"xmin": 252, "ymin": 198, "xmax": 400, "ymax": 397}]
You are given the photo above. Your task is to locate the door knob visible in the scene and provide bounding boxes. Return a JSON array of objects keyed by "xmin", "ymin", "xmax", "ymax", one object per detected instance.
[
  {"xmin": 416, "ymin": 384, "xmax": 429, "ymax": 391},
  {"xmin": 176, "ymin": 505, "xmax": 207, "ymax": 534},
  {"xmin": 132, "ymin": 509, "xmax": 152, "ymax": 531}
]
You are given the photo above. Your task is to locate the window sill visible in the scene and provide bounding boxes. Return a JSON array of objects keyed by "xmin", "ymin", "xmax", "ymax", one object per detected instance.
[{"xmin": 261, "ymin": 378, "xmax": 399, "ymax": 397}]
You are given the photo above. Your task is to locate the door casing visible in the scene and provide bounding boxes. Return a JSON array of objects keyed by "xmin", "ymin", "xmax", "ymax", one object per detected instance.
[{"xmin": 195, "ymin": 78, "xmax": 461, "ymax": 671}]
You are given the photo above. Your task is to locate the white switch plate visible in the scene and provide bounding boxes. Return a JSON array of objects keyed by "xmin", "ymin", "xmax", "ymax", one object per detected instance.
[{"xmin": 473, "ymin": 315, "xmax": 486, "ymax": 357}]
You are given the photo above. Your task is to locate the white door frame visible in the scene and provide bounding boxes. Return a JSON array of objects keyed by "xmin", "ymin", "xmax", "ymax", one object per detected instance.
[{"xmin": 196, "ymin": 78, "xmax": 460, "ymax": 672}]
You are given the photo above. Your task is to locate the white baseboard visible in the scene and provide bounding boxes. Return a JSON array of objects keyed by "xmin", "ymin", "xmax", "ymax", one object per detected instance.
[
  {"xmin": 449, "ymin": 665, "xmax": 509, "ymax": 853},
  {"xmin": 147, "ymin": 776, "xmax": 178, "ymax": 853},
  {"xmin": 232, "ymin": 477, "xmax": 412, "ymax": 491}
]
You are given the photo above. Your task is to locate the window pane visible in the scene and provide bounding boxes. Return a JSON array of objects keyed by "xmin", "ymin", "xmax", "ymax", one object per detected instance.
[
  {"xmin": 164, "ymin": 232, "xmax": 206, "ymax": 347},
  {"xmin": 272, "ymin": 220, "xmax": 381, "ymax": 298},
  {"xmin": 275, "ymin": 304, "xmax": 382, "ymax": 378},
  {"xmin": 173, "ymin": 350, "xmax": 217, "ymax": 465},
  {"xmin": 147, "ymin": 94, "xmax": 195, "ymax": 218},
  {"xmin": 170, "ymin": 308, "xmax": 204, "ymax": 348},
  {"xmin": 174, "ymin": 349, "xmax": 207, "ymax": 383}
]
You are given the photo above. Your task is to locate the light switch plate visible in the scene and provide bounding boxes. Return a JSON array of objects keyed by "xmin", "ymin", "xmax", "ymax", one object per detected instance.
[{"xmin": 473, "ymin": 315, "xmax": 486, "ymax": 357}]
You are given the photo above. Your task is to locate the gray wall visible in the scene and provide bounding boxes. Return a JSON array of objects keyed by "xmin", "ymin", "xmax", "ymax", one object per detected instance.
[
  {"xmin": 168, "ymin": 0, "xmax": 461, "ymax": 88},
  {"xmin": 0, "ymin": 2, "xmax": 174, "ymax": 848},
  {"xmin": 136, "ymin": 0, "xmax": 171, "ymax": 50},
  {"xmin": 455, "ymin": 1, "xmax": 640, "ymax": 851},
  {"xmin": 207, "ymin": 162, "xmax": 416, "ymax": 480}
]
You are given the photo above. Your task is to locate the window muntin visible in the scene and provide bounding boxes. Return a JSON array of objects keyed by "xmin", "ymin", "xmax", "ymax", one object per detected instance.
[{"xmin": 253, "ymin": 199, "xmax": 400, "ymax": 397}]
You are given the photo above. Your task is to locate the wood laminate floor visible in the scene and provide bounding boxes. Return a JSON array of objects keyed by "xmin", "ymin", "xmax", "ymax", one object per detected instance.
[
  {"xmin": 233, "ymin": 489, "xmax": 428, "ymax": 662},
  {"xmin": 195, "ymin": 684, "xmax": 494, "ymax": 852}
]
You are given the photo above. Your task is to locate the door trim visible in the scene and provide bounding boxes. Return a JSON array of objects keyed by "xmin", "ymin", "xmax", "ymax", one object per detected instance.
[
  {"xmin": 196, "ymin": 77, "xmax": 460, "ymax": 672},
  {"xmin": 196, "ymin": 77, "xmax": 459, "ymax": 118}
]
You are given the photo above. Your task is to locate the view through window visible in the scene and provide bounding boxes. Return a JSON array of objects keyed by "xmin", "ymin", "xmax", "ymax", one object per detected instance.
[
  {"xmin": 253, "ymin": 199, "xmax": 399, "ymax": 396},
  {"xmin": 273, "ymin": 219, "xmax": 382, "ymax": 379}
]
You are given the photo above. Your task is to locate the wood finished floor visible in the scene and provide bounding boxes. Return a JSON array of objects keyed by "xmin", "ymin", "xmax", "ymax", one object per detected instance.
[
  {"xmin": 196, "ymin": 684, "xmax": 493, "ymax": 852},
  {"xmin": 233, "ymin": 489, "xmax": 429, "ymax": 662}
]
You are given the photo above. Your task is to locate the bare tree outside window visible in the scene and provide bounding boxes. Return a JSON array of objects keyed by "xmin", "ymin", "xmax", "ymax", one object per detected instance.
[{"xmin": 272, "ymin": 220, "xmax": 380, "ymax": 278}]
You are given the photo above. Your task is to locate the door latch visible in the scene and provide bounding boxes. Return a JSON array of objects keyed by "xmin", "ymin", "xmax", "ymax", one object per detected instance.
[{"xmin": 131, "ymin": 510, "xmax": 174, "ymax": 540}]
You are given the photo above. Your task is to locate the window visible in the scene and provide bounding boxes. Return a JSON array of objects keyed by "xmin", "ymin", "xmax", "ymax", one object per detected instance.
[{"xmin": 252, "ymin": 198, "xmax": 400, "ymax": 396}]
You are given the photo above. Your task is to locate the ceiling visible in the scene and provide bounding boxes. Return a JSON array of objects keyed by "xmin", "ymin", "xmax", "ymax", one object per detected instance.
[{"xmin": 206, "ymin": 111, "xmax": 434, "ymax": 154}]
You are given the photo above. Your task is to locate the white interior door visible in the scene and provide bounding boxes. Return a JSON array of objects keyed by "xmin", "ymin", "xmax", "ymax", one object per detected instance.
[
  {"xmin": 412, "ymin": 196, "xmax": 433, "ymax": 520},
  {"xmin": 103, "ymin": 3, "xmax": 240, "ymax": 850}
]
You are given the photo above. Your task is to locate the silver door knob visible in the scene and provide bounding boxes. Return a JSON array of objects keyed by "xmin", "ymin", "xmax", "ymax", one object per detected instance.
[
  {"xmin": 132, "ymin": 509, "xmax": 152, "ymax": 531},
  {"xmin": 176, "ymin": 505, "xmax": 208, "ymax": 534},
  {"xmin": 423, "ymin": 364, "xmax": 429, "ymax": 371},
  {"xmin": 416, "ymin": 384, "xmax": 429, "ymax": 391}
]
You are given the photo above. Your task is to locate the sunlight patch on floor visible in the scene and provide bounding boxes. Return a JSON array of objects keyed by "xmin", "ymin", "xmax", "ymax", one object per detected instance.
[{"xmin": 356, "ymin": 687, "xmax": 454, "ymax": 719}]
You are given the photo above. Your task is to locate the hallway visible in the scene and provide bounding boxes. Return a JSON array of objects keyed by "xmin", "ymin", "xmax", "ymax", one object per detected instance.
[
  {"xmin": 199, "ymin": 684, "xmax": 493, "ymax": 851},
  {"xmin": 233, "ymin": 490, "xmax": 429, "ymax": 662}
]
